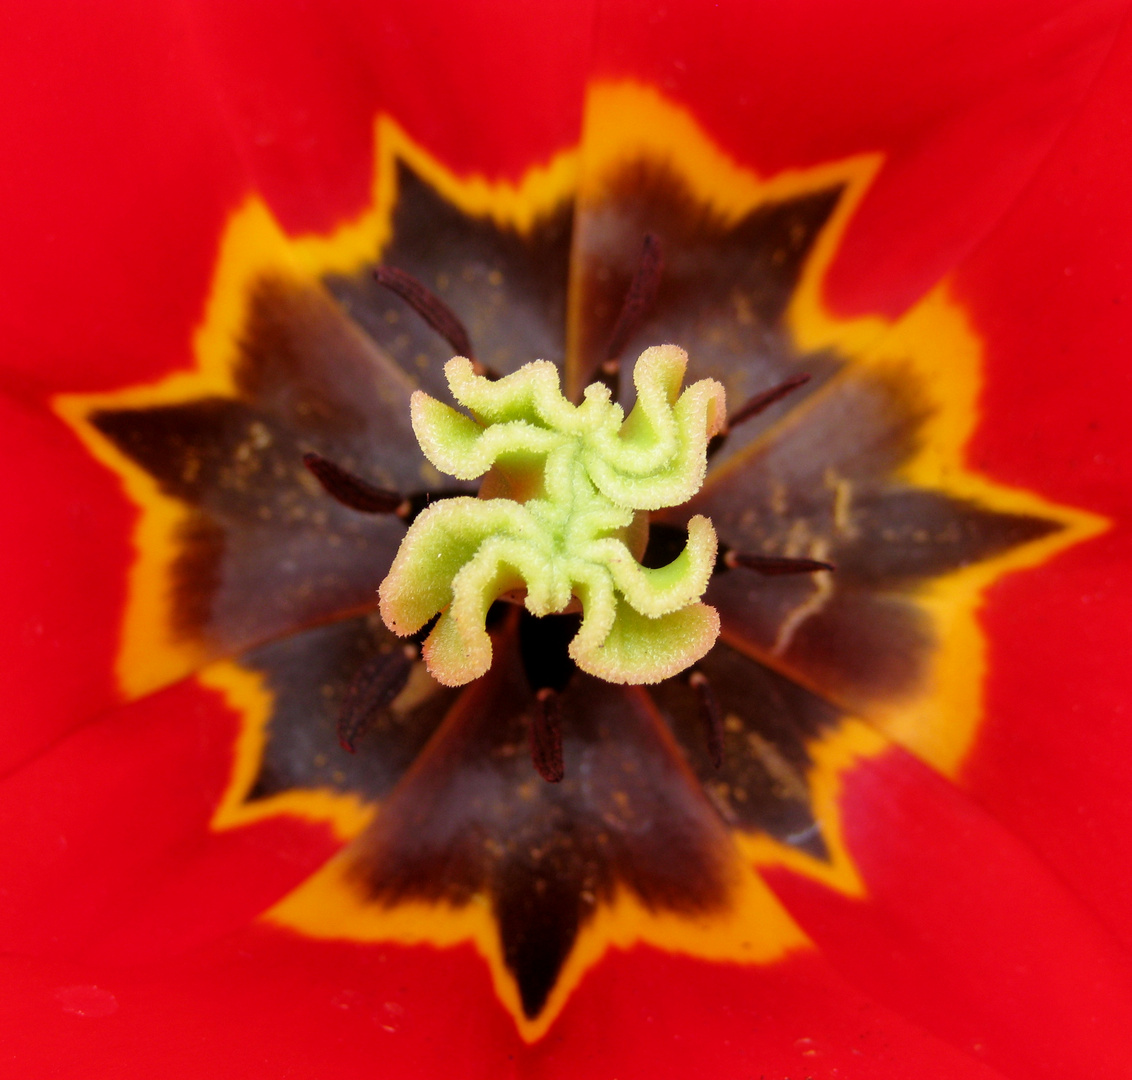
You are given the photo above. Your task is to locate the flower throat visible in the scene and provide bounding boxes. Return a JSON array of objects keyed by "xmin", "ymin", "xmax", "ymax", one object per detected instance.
[{"xmin": 304, "ymin": 238, "xmax": 829, "ymax": 781}]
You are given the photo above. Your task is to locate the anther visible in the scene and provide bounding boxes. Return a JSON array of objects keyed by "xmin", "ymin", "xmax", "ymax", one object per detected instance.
[
  {"xmin": 722, "ymin": 549, "xmax": 835, "ymax": 575},
  {"xmin": 303, "ymin": 452, "xmax": 410, "ymax": 516},
  {"xmin": 599, "ymin": 233, "xmax": 664, "ymax": 397},
  {"xmin": 530, "ymin": 687, "xmax": 565, "ymax": 783},
  {"xmin": 373, "ymin": 265, "xmax": 477, "ymax": 363},
  {"xmin": 688, "ymin": 670, "xmax": 724, "ymax": 770},
  {"xmin": 337, "ymin": 643, "xmax": 419, "ymax": 753},
  {"xmin": 708, "ymin": 373, "xmax": 811, "ymax": 459}
]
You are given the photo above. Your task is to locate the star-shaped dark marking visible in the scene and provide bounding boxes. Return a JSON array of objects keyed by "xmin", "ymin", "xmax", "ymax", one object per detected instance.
[{"xmin": 80, "ymin": 148, "xmax": 1064, "ymax": 1022}]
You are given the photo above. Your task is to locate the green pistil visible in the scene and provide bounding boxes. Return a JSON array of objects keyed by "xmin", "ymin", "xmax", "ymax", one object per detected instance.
[{"xmin": 379, "ymin": 345, "xmax": 727, "ymax": 686}]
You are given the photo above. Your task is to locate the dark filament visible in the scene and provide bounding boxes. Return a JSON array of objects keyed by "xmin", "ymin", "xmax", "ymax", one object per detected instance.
[
  {"xmin": 373, "ymin": 265, "xmax": 481, "ymax": 368},
  {"xmin": 708, "ymin": 373, "xmax": 812, "ymax": 460},
  {"xmin": 598, "ymin": 233, "xmax": 664, "ymax": 397},
  {"xmin": 338, "ymin": 644, "xmax": 419, "ymax": 753},
  {"xmin": 689, "ymin": 670, "xmax": 724, "ymax": 769},
  {"xmin": 722, "ymin": 549, "xmax": 835, "ymax": 575},
  {"xmin": 726, "ymin": 372, "xmax": 812, "ymax": 430},
  {"xmin": 530, "ymin": 688, "xmax": 565, "ymax": 783},
  {"xmin": 303, "ymin": 452, "xmax": 409, "ymax": 516}
]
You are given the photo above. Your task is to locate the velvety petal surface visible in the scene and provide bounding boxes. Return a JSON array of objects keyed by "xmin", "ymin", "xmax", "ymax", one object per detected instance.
[
  {"xmin": 0, "ymin": 933, "xmax": 1023, "ymax": 1080},
  {"xmin": 952, "ymin": 7, "xmax": 1132, "ymax": 952}
]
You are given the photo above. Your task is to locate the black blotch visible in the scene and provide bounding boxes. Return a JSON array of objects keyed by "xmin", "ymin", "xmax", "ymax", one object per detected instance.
[
  {"xmin": 87, "ymin": 277, "xmax": 427, "ymax": 656},
  {"xmin": 243, "ymin": 614, "xmax": 457, "ymax": 801},
  {"xmin": 772, "ymin": 589, "xmax": 934, "ymax": 707},
  {"xmin": 832, "ymin": 491, "xmax": 1059, "ymax": 585},
  {"xmin": 169, "ymin": 511, "xmax": 224, "ymax": 637},
  {"xmin": 686, "ymin": 363, "xmax": 1063, "ymax": 707},
  {"xmin": 349, "ymin": 617, "xmax": 736, "ymax": 1018},
  {"xmin": 651, "ymin": 643, "xmax": 841, "ymax": 858},
  {"xmin": 572, "ymin": 162, "xmax": 844, "ymax": 420},
  {"xmin": 92, "ymin": 397, "xmax": 249, "ymax": 504},
  {"xmin": 325, "ymin": 163, "xmax": 574, "ymax": 395}
]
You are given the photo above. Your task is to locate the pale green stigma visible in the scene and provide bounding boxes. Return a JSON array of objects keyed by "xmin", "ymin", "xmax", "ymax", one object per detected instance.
[{"xmin": 378, "ymin": 345, "xmax": 727, "ymax": 687}]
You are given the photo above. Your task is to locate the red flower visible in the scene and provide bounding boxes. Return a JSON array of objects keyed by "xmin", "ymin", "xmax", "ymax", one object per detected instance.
[{"xmin": 2, "ymin": 1, "xmax": 1132, "ymax": 1077}]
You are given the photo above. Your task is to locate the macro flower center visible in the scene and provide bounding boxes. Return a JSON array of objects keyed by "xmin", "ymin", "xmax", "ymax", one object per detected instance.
[
  {"xmin": 302, "ymin": 256, "xmax": 831, "ymax": 783},
  {"xmin": 380, "ymin": 346, "xmax": 725, "ymax": 688},
  {"xmin": 55, "ymin": 88, "xmax": 1092, "ymax": 1029}
]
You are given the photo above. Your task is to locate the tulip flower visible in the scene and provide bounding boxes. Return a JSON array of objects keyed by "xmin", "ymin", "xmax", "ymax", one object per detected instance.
[{"xmin": 3, "ymin": 2, "xmax": 1132, "ymax": 1078}]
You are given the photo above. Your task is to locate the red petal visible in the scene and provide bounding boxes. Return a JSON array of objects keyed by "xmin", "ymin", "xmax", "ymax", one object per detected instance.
[
  {"xmin": 0, "ymin": 675, "xmax": 336, "ymax": 961},
  {"xmin": 952, "ymin": 10, "xmax": 1132, "ymax": 950},
  {"xmin": 0, "ymin": 2, "xmax": 250, "ymax": 392},
  {"xmin": 765, "ymin": 746, "xmax": 1132, "ymax": 1080},
  {"xmin": 0, "ymin": 0, "xmax": 593, "ymax": 392},
  {"xmin": 0, "ymin": 927, "xmax": 1016, "ymax": 1079},
  {"xmin": 589, "ymin": 0, "xmax": 1126, "ymax": 317},
  {"xmin": 0, "ymin": 931, "xmax": 521, "ymax": 1080},
  {"xmin": 184, "ymin": 0, "xmax": 594, "ymax": 230},
  {"xmin": 544, "ymin": 948, "xmax": 1012, "ymax": 1080},
  {"xmin": 0, "ymin": 393, "xmax": 130, "ymax": 772}
]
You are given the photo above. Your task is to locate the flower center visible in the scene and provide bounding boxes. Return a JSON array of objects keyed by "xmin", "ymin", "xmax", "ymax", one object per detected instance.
[
  {"xmin": 379, "ymin": 346, "xmax": 727, "ymax": 688},
  {"xmin": 302, "ymin": 248, "xmax": 831, "ymax": 782}
]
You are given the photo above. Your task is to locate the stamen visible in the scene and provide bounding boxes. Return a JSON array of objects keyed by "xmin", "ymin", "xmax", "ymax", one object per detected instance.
[
  {"xmin": 722, "ymin": 549, "xmax": 835, "ymax": 575},
  {"xmin": 303, "ymin": 452, "xmax": 410, "ymax": 516},
  {"xmin": 688, "ymin": 670, "xmax": 724, "ymax": 769},
  {"xmin": 337, "ymin": 644, "xmax": 418, "ymax": 753},
  {"xmin": 708, "ymin": 373, "xmax": 811, "ymax": 459},
  {"xmin": 599, "ymin": 233, "xmax": 664, "ymax": 396},
  {"xmin": 374, "ymin": 265, "xmax": 477, "ymax": 364},
  {"xmin": 530, "ymin": 687, "xmax": 565, "ymax": 783},
  {"xmin": 726, "ymin": 373, "xmax": 812, "ymax": 430}
]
